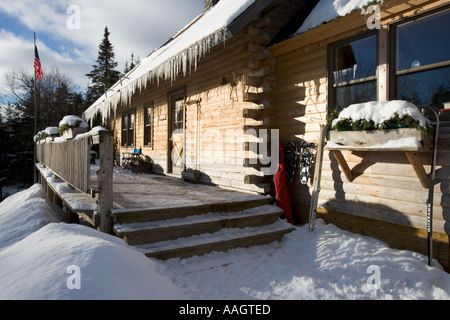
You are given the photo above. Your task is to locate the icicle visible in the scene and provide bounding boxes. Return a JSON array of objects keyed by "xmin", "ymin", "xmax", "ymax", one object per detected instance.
[{"xmin": 85, "ymin": 25, "xmax": 231, "ymax": 123}]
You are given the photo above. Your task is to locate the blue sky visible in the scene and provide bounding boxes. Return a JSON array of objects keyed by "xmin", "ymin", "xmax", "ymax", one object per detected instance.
[{"xmin": 0, "ymin": 0, "xmax": 205, "ymax": 100}]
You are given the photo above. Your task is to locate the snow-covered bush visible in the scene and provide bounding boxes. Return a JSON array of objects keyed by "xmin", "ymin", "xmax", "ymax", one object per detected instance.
[
  {"xmin": 58, "ymin": 115, "xmax": 88, "ymax": 133},
  {"xmin": 330, "ymin": 101, "xmax": 431, "ymax": 132}
]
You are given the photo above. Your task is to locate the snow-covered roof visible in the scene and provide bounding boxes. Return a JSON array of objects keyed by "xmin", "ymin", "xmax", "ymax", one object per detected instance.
[
  {"xmin": 294, "ymin": 0, "xmax": 381, "ymax": 35},
  {"xmin": 84, "ymin": 0, "xmax": 257, "ymax": 125}
]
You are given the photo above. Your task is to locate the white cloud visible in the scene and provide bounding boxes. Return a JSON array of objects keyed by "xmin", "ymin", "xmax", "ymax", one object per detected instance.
[
  {"xmin": 0, "ymin": 0, "xmax": 205, "ymax": 93},
  {"xmin": 0, "ymin": 29, "xmax": 91, "ymax": 95}
]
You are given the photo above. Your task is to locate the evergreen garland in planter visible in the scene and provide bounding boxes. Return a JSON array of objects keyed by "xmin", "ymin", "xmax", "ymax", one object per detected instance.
[{"xmin": 330, "ymin": 112, "xmax": 429, "ymax": 133}]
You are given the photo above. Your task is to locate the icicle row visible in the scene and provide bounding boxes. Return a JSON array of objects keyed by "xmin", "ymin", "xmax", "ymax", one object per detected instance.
[{"xmin": 84, "ymin": 27, "xmax": 229, "ymax": 125}]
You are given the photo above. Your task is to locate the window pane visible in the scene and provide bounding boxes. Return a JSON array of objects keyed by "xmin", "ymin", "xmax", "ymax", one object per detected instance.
[
  {"xmin": 122, "ymin": 115, "xmax": 128, "ymax": 130},
  {"xmin": 144, "ymin": 106, "xmax": 152, "ymax": 146},
  {"xmin": 121, "ymin": 115, "xmax": 128, "ymax": 146},
  {"xmin": 396, "ymin": 10, "xmax": 450, "ymax": 72},
  {"xmin": 130, "ymin": 113, "xmax": 135, "ymax": 129},
  {"xmin": 145, "ymin": 106, "xmax": 152, "ymax": 127},
  {"xmin": 174, "ymin": 99, "xmax": 183, "ymax": 131},
  {"xmin": 398, "ymin": 66, "xmax": 450, "ymax": 107},
  {"xmin": 336, "ymin": 81, "xmax": 377, "ymax": 110},
  {"xmin": 334, "ymin": 35, "xmax": 377, "ymax": 84}
]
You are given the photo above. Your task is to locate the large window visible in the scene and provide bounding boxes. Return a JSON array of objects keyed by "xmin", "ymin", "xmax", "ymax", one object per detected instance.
[
  {"xmin": 391, "ymin": 7, "xmax": 450, "ymax": 107},
  {"xmin": 121, "ymin": 110, "xmax": 135, "ymax": 147},
  {"xmin": 328, "ymin": 31, "xmax": 378, "ymax": 111},
  {"xmin": 144, "ymin": 103, "xmax": 153, "ymax": 147}
]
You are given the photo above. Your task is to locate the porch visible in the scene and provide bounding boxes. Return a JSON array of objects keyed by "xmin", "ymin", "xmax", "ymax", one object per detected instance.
[{"xmin": 36, "ymin": 162, "xmax": 294, "ymax": 260}]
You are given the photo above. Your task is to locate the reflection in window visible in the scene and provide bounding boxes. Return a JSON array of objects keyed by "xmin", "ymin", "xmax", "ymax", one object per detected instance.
[
  {"xmin": 394, "ymin": 8, "xmax": 450, "ymax": 107},
  {"xmin": 144, "ymin": 104, "xmax": 153, "ymax": 147},
  {"xmin": 121, "ymin": 110, "xmax": 135, "ymax": 147},
  {"xmin": 174, "ymin": 99, "xmax": 184, "ymax": 131},
  {"xmin": 329, "ymin": 33, "xmax": 378, "ymax": 110},
  {"xmin": 398, "ymin": 67, "xmax": 450, "ymax": 107},
  {"xmin": 396, "ymin": 10, "xmax": 450, "ymax": 72}
]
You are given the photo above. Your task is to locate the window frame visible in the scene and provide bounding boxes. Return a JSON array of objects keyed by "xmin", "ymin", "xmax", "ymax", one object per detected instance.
[
  {"xmin": 327, "ymin": 29, "xmax": 379, "ymax": 112},
  {"xmin": 388, "ymin": 4, "xmax": 450, "ymax": 105},
  {"xmin": 121, "ymin": 109, "xmax": 135, "ymax": 148},
  {"xmin": 143, "ymin": 103, "xmax": 153, "ymax": 148}
]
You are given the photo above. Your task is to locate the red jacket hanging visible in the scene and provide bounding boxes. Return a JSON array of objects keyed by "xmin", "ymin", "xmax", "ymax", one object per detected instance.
[{"xmin": 274, "ymin": 144, "xmax": 293, "ymax": 224}]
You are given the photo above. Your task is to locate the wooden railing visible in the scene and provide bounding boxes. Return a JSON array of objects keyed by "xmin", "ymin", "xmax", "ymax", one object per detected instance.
[
  {"xmin": 36, "ymin": 130, "xmax": 114, "ymax": 233},
  {"xmin": 37, "ymin": 135, "xmax": 91, "ymax": 193}
]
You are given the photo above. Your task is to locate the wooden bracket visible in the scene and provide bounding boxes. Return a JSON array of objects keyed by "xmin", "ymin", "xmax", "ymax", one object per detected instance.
[
  {"xmin": 329, "ymin": 149, "xmax": 429, "ymax": 189},
  {"xmin": 405, "ymin": 151, "xmax": 429, "ymax": 189}
]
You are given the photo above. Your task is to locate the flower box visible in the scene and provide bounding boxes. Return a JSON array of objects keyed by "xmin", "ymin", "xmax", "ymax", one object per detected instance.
[
  {"xmin": 62, "ymin": 127, "xmax": 88, "ymax": 140},
  {"xmin": 327, "ymin": 127, "xmax": 432, "ymax": 150}
]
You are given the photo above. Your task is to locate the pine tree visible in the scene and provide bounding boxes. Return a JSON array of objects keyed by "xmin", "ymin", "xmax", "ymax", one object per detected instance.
[
  {"xmin": 84, "ymin": 27, "xmax": 121, "ymax": 108},
  {"xmin": 124, "ymin": 52, "xmax": 137, "ymax": 74}
]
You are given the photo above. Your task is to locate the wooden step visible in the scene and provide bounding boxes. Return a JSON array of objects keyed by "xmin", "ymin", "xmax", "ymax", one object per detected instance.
[
  {"xmin": 134, "ymin": 220, "xmax": 294, "ymax": 260},
  {"xmin": 111, "ymin": 197, "xmax": 273, "ymax": 224},
  {"xmin": 113, "ymin": 204, "xmax": 283, "ymax": 245}
]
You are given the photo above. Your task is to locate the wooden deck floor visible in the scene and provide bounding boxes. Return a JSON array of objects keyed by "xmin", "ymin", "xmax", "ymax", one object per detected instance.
[{"xmin": 89, "ymin": 166, "xmax": 269, "ymax": 212}]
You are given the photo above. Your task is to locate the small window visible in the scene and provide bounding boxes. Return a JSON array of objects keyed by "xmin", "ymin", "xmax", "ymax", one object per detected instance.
[
  {"xmin": 121, "ymin": 110, "xmax": 135, "ymax": 147},
  {"xmin": 391, "ymin": 7, "xmax": 450, "ymax": 107},
  {"xmin": 144, "ymin": 103, "xmax": 153, "ymax": 147},
  {"xmin": 328, "ymin": 31, "xmax": 378, "ymax": 111},
  {"xmin": 173, "ymin": 98, "xmax": 184, "ymax": 131}
]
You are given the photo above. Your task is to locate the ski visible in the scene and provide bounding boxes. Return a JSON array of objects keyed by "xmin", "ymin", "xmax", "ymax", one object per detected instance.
[
  {"xmin": 308, "ymin": 124, "xmax": 328, "ymax": 232},
  {"xmin": 425, "ymin": 106, "xmax": 441, "ymax": 266},
  {"xmin": 300, "ymin": 141, "xmax": 313, "ymax": 185}
]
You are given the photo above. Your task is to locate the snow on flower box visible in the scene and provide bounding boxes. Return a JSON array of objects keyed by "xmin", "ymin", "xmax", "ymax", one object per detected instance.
[
  {"xmin": 326, "ymin": 101, "xmax": 433, "ymax": 188},
  {"xmin": 327, "ymin": 101, "xmax": 432, "ymax": 151},
  {"xmin": 59, "ymin": 115, "xmax": 89, "ymax": 140}
]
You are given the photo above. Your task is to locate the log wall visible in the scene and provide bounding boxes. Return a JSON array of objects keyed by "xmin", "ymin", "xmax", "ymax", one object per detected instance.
[
  {"xmin": 269, "ymin": 0, "xmax": 450, "ymax": 270},
  {"xmin": 110, "ymin": 1, "xmax": 305, "ymax": 194}
]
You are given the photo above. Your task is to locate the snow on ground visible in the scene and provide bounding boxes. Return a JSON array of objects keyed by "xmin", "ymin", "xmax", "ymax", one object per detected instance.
[{"xmin": 0, "ymin": 184, "xmax": 449, "ymax": 300}]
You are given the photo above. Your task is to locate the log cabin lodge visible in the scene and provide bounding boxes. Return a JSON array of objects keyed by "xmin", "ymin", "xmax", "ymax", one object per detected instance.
[{"xmin": 83, "ymin": 0, "xmax": 450, "ymax": 270}]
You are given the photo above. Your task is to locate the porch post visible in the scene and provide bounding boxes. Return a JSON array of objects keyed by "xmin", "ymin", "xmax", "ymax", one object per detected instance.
[{"xmin": 96, "ymin": 130, "xmax": 114, "ymax": 234}]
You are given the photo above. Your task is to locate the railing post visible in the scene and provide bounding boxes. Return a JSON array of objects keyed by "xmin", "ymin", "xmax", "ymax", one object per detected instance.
[{"xmin": 96, "ymin": 130, "xmax": 113, "ymax": 234}]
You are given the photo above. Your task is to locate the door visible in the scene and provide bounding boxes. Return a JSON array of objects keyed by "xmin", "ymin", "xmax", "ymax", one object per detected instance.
[{"xmin": 168, "ymin": 88, "xmax": 185, "ymax": 174}]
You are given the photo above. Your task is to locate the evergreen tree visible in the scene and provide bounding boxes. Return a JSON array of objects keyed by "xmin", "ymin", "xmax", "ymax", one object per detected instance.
[
  {"xmin": 124, "ymin": 52, "xmax": 137, "ymax": 74},
  {"xmin": 84, "ymin": 27, "xmax": 121, "ymax": 108},
  {"xmin": 1, "ymin": 68, "xmax": 82, "ymax": 200}
]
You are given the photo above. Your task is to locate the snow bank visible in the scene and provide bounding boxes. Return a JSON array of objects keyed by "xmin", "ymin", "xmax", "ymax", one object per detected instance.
[
  {"xmin": 0, "ymin": 223, "xmax": 183, "ymax": 300},
  {"xmin": 0, "ymin": 184, "xmax": 58, "ymax": 251},
  {"xmin": 331, "ymin": 100, "xmax": 430, "ymax": 129},
  {"xmin": 296, "ymin": 0, "xmax": 381, "ymax": 34},
  {"xmin": 163, "ymin": 220, "xmax": 450, "ymax": 300},
  {"xmin": 0, "ymin": 185, "xmax": 183, "ymax": 300},
  {"xmin": 1, "ymin": 184, "xmax": 449, "ymax": 300},
  {"xmin": 83, "ymin": 0, "xmax": 256, "ymax": 125}
]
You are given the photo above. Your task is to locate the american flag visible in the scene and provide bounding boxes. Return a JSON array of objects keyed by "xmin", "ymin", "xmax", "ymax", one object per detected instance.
[{"xmin": 34, "ymin": 44, "xmax": 43, "ymax": 81}]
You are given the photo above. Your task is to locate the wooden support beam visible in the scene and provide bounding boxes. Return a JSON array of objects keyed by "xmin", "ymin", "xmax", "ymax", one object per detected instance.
[
  {"xmin": 405, "ymin": 151, "xmax": 429, "ymax": 189},
  {"xmin": 327, "ymin": 147, "xmax": 430, "ymax": 189},
  {"xmin": 331, "ymin": 150, "xmax": 354, "ymax": 182}
]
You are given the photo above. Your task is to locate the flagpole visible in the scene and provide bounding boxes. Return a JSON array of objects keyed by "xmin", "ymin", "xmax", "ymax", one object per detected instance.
[{"xmin": 33, "ymin": 32, "xmax": 38, "ymax": 183}]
